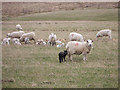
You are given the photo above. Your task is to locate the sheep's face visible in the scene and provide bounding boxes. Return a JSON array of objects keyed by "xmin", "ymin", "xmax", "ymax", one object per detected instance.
[
  {"xmin": 87, "ymin": 39, "xmax": 93, "ymax": 47},
  {"xmin": 7, "ymin": 33, "xmax": 11, "ymax": 37},
  {"xmin": 64, "ymin": 50, "xmax": 68, "ymax": 56}
]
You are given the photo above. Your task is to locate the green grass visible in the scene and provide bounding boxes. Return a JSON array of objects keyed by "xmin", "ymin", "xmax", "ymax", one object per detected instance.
[
  {"xmin": 2, "ymin": 8, "xmax": 118, "ymax": 88},
  {"xmin": 2, "ymin": 20, "xmax": 118, "ymax": 88},
  {"xmin": 7, "ymin": 9, "xmax": 118, "ymax": 21}
]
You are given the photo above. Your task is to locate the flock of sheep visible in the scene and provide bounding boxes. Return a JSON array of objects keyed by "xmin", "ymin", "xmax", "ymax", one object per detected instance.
[{"xmin": 2, "ymin": 24, "xmax": 112, "ymax": 63}]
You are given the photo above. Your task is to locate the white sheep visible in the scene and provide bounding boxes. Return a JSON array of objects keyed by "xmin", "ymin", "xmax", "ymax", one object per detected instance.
[
  {"xmin": 1, "ymin": 38, "xmax": 11, "ymax": 45},
  {"xmin": 56, "ymin": 40, "xmax": 62, "ymax": 45},
  {"xmin": 69, "ymin": 32, "xmax": 84, "ymax": 42},
  {"xmin": 16, "ymin": 24, "xmax": 22, "ymax": 31},
  {"xmin": 66, "ymin": 39, "xmax": 93, "ymax": 61},
  {"xmin": 36, "ymin": 39, "xmax": 46, "ymax": 45},
  {"xmin": 48, "ymin": 33, "xmax": 57, "ymax": 46},
  {"xmin": 12, "ymin": 38, "xmax": 21, "ymax": 45},
  {"xmin": 96, "ymin": 29, "xmax": 112, "ymax": 40},
  {"xmin": 7, "ymin": 31, "xmax": 25, "ymax": 38},
  {"xmin": 20, "ymin": 32, "xmax": 36, "ymax": 43},
  {"xmin": 24, "ymin": 37, "xmax": 30, "ymax": 44}
]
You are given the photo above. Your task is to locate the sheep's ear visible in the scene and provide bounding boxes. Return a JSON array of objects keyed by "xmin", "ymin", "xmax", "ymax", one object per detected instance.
[
  {"xmin": 87, "ymin": 40, "xmax": 88, "ymax": 43},
  {"xmin": 92, "ymin": 40, "xmax": 93, "ymax": 42}
]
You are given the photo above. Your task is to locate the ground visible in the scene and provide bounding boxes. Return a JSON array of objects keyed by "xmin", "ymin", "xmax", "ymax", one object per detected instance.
[{"xmin": 2, "ymin": 8, "xmax": 118, "ymax": 88}]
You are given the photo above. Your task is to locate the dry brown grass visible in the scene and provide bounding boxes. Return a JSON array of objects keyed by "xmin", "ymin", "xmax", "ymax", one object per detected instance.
[{"xmin": 2, "ymin": 2, "xmax": 118, "ymax": 18}]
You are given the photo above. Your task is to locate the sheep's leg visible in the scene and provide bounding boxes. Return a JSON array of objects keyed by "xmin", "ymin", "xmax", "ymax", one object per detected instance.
[
  {"xmin": 64, "ymin": 56, "xmax": 66, "ymax": 61},
  {"xmin": 59, "ymin": 57, "xmax": 61, "ymax": 63},
  {"xmin": 61, "ymin": 58, "xmax": 63, "ymax": 62},
  {"xmin": 68, "ymin": 54, "xmax": 71, "ymax": 61},
  {"xmin": 70, "ymin": 55, "xmax": 72, "ymax": 61},
  {"xmin": 109, "ymin": 35, "xmax": 112, "ymax": 40},
  {"xmin": 83, "ymin": 54, "xmax": 87, "ymax": 61},
  {"xmin": 82, "ymin": 52, "xmax": 87, "ymax": 61},
  {"xmin": 7, "ymin": 41, "xmax": 10, "ymax": 45}
]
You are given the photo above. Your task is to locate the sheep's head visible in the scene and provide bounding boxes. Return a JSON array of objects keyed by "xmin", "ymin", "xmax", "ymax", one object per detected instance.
[
  {"xmin": 7, "ymin": 33, "xmax": 11, "ymax": 37},
  {"xmin": 87, "ymin": 39, "xmax": 93, "ymax": 47},
  {"xmin": 64, "ymin": 50, "xmax": 68, "ymax": 55},
  {"xmin": 20, "ymin": 27, "xmax": 22, "ymax": 30}
]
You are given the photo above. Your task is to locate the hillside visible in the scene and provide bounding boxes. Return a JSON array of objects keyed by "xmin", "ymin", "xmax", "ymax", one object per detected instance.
[{"xmin": 2, "ymin": 2, "xmax": 118, "ymax": 20}]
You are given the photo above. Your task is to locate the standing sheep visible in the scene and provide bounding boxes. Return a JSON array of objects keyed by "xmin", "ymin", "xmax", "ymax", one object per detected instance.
[
  {"xmin": 16, "ymin": 24, "xmax": 22, "ymax": 31},
  {"xmin": 20, "ymin": 32, "xmax": 36, "ymax": 43},
  {"xmin": 66, "ymin": 39, "xmax": 93, "ymax": 62},
  {"xmin": 48, "ymin": 33, "xmax": 57, "ymax": 46},
  {"xmin": 58, "ymin": 50, "xmax": 68, "ymax": 63},
  {"xmin": 7, "ymin": 31, "xmax": 25, "ymax": 38},
  {"xmin": 69, "ymin": 32, "xmax": 84, "ymax": 42},
  {"xmin": 96, "ymin": 29, "xmax": 112, "ymax": 40}
]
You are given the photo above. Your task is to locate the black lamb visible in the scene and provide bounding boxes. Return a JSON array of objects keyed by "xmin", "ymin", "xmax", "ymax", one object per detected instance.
[{"xmin": 58, "ymin": 50, "xmax": 68, "ymax": 63}]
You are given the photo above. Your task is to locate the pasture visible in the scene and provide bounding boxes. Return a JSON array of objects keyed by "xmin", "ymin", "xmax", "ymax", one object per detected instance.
[{"xmin": 2, "ymin": 8, "xmax": 118, "ymax": 88}]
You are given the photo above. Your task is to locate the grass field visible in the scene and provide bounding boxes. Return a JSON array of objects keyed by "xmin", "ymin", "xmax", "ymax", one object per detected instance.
[
  {"xmin": 2, "ymin": 9, "xmax": 118, "ymax": 88},
  {"xmin": 7, "ymin": 9, "xmax": 118, "ymax": 21}
]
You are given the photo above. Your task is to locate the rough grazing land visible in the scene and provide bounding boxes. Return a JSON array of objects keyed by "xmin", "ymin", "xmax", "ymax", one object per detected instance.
[{"xmin": 2, "ymin": 8, "xmax": 118, "ymax": 88}]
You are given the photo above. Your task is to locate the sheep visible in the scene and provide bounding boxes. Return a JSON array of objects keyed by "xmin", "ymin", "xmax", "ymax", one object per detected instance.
[
  {"xmin": 56, "ymin": 40, "xmax": 62, "ymax": 45},
  {"xmin": 20, "ymin": 32, "xmax": 36, "ymax": 43},
  {"xmin": 69, "ymin": 32, "xmax": 84, "ymax": 42},
  {"xmin": 66, "ymin": 39, "xmax": 93, "ymax": 62},
  {"xmin": 36, "ymin": 39, "xmax": 46, "ymax": 45},
  {"xmin": 16, "ymin": 24, "xmax": 22, "ymax": 31},
  {"xmin": 48, "ymin": 33, "xmax": 57, "ymax": 46},
  {"xmin": 1, "ymin": 38, "xmax": 11, "ymax": 45},
  {"xmin": 96, "ymin": 29, "xmax": 112, "ymax": 40},
  {"xmin": 24, "ymin": 37, "xmax": 30, "ymax": 44},
  {"xmin": 7, "ymin": 31, "xmax": 25, "ymax": 38},
  {"xmin": 12, "ymin": 38, "xmax": 21, "ymax": 45},
  {"xmin": 58, "ymin": 50, "xmax": 68, "ymax": 63}
]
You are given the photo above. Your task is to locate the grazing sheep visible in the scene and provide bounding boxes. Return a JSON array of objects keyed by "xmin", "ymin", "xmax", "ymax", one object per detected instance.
[
  {"xmin": 1, "ymin": 38, "xmax": 11, "ymax": 45},
  {"xmin": 96, "ymin": 29, "xmax": 112, "ymax": 40},
  {"xmin": 66, "ymin": 39, "xmax": 93, "ymax": 62},
  {"xmin": 48, "ymin": 33, "xmax": 57, "ymax": 46},
  {"xmin": 16, "ymin": 24, "xmax": 22, "ymax": 31},
  {"xmin": 7, "ymin": 31, "xmax": 25, "ymax": 38},
  {"xmin": 12, "ymin": 38, "xmax": 21, "ymax": 45},
  {"xmin": 69, "ymin": 32, "xmax": 84, "ymax": 42},
  {"xmin": 58, "ymin": 50, "xmax": 68, "ymax": 63},
  {"xmin": 20, "ymin": 32, "xmax": 36, "ymax": 43}
]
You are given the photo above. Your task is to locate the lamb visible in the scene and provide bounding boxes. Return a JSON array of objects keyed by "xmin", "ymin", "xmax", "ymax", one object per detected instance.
[
  {"xmin": 69, "ymin": 32, "xmax": 84, "ymax": 42},
  {"xmin": 12, "ymin": 38, "xmax": 21, "ymax": 45},
  {"xmin": 36, "ymin": 39, "xmax": 46, "ymax": 45},
  {"xmin": 20, "ymin": 32, "xmax": 36, "ymax": 43},
  {"xmin": 56, "ymin": 39, "xmax": 62, "ymax": 45},
  {"xmin": 1, "ymin": 38, "xmax": 11, "ymax": 45},
  {"xmin": 16, "ymin": 24, "xmax": 22, "ymax": 31},
  {"xmin": 48, "ymin": 33, "xmax": 57, "ymax": 46},
  {"xmin": 7, "ymin": 31, "xmax": 25, "ymax": 38},
  {"xmin": 58, "ymin": 50, "xmax": 68, "ymax": 63},
  {"xmin": 66, "ymin": 39, "xmax": 93, "ymax": 62},
  {"xmin": 24, "ymin": 37, "xmax": 30, "ymax": 44},
  {"xmin": 96, "ymin": 29, "xmax": 112, "ymax": 40}
]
